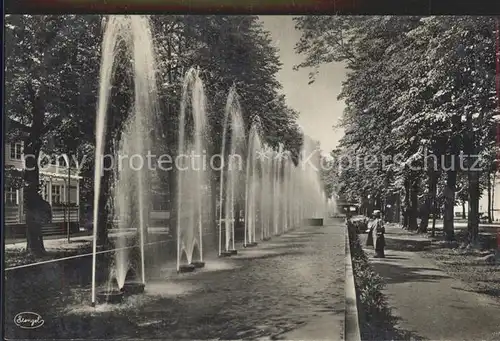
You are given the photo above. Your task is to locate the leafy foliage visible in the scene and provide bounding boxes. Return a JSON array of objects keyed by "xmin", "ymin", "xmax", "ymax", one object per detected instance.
[
  {"xmin": 5, "ymin": 15, "xmax": 305, "ymax": 252},
  {"xmin": 295, "ymin": 16, "xmax": 498, "ymax": 240}
]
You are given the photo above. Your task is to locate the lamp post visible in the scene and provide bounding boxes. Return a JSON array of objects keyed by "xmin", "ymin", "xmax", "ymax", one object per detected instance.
[{"xmin": 64, "ymin": 137, "xmax": 77, "ymax": 244}]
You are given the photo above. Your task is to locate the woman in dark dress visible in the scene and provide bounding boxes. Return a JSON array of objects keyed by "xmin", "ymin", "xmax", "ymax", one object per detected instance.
[
  {"xmin": 373, "ymin": 211, "xmax": 386, "ymax": 258},
  {"xmin": 366, "ymin": 218, "xmax": 374, "ymax": 247}
]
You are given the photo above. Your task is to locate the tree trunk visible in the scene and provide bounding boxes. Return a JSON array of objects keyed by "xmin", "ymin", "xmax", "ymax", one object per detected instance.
[
  {"xmin": 463, "ymin": 114, "xmax": 480, "ymax": 245},
  {"xmin": 210, "ymin": 173, "xmax": 218, "ymax": 251},
  {"xmin": 418, "ymin": 171, "xmax": 438, "ymax": 234},
  {"xmin": 408, "ymin": 174, "xmax": 419, "ymax": 231},
  {"xmin": 395, "ymin": 192, "xmax": 401, "ymax": 224},
  {"xmin": 361, "ymin": 196, "xmax": 368, "ymax": 216},
  {"xmin": 467, "ymin": 170, "xmax": 480, "ymax": 245},
  {"xmin": 443, "ymin": 115, "xmax": 461, "ymax": 242},
  {"xmin": 488, "ymin": 172, "xmax": 493, "ymax": 223},
  {"xmin": 443, "ymin": 169, "xmax": 457, "ymax": 241},
  {"xmin": 403, "ymin": 176, "xmax": 410, "ymax": 229},
  {"xmin": 366, "ymin": 196, "xmax": 374, "ymax": 217},
  {"xmin": 24, "ymin": 156, "xmax": 47, "ymax": 256},
  {"xmin": 493, "ymin": 173, "xmax": 496, "ymax": 222},
  {"xmin": 24, "ymin": 90, "xmax": 46, "ymax": 256},
  {"xmin": 462, "ymin": 201, "xmax": 466, "ymax": 219},
  {"xmin": 431, "ymin": 192, "xmax": 438, "ymax": 237}
]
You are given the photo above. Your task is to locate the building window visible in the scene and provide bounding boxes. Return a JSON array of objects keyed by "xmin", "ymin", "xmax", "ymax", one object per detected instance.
[
  {"xmin": 5, "ymin": 187, "xmax": 18, "ymax": 206},
  {"xmin": 52, "ymin": 185, "xmax": 62, "ymax": 204},
  {"xmin": 59, "ymin": 156, "xmax": 68, "ymax": 167},
  {"xmin": 10, "ymin": 143, "xmax": 23, "ymax": 160}
]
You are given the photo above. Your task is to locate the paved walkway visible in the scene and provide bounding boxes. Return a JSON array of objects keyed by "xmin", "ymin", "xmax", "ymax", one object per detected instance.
[
  {"xmin": 277, "ymin": 218, "xmax": 346, "ymax": 341},
  {"xmin": 360, "ymin": 226, "xmax": 500, "ymax": 341}
]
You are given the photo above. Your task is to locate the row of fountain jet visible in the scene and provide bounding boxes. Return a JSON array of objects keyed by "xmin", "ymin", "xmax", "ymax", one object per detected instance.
[
  {"xmin": 177, "ymin": 71, "xmax": 328, "ymax": 270},
  {"xmin": 219, "ymin": 93, "xmax": 328, "ymax": 257},
  {"xmin": 91, "ymin": 15, "xmax": 328, "ymax": 305}
]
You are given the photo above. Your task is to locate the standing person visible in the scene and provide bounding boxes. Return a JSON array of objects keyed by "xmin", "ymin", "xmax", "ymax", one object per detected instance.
[
  {"xmin": 346, "ymin": 214, "xmax": 354, "ymax": 235},
  {"xmin": 366, "ymin": 214, "xmax": 376, "ymax": 247},
  {"xmin": 373, "ymin": 210, "xmax": 386, "ymax": 258}
]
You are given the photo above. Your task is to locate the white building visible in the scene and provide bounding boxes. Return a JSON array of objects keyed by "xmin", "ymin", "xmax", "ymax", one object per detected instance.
[
  {"xmin": 453, "ymin": 177, "xmax": 500, "ymax": 221},
  {"xmin": 5, "ymin": 137, "xmax": 82, "ymax": 236}
]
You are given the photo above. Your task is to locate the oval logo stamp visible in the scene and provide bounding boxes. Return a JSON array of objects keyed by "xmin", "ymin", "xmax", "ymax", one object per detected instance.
[{"xmin": 14, "ymin": 312, "xmax": 44, "ymax": 329}]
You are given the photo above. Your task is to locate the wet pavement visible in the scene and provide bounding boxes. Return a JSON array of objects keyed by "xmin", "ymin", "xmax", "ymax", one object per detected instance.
[{"xmin": 5, "ymin": 219, "xmax": 345, "ymax": 340}]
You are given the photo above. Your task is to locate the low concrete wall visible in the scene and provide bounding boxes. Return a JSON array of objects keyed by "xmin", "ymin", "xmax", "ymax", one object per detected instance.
[{"xmin": 345, "ymin": 223, "xmax": 361, "ymax": 341}]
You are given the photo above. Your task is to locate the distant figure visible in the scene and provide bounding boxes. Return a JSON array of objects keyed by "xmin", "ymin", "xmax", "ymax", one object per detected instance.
[
  {"xmin": 345, "ymin": 215, "xmax": 353, "ymax": 233},
  {"xmin": 373, "ymin": 210, "xmax": 386, "ymax": 258}
]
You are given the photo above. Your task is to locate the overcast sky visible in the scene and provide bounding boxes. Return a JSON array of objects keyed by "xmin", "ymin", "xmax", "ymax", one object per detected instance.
[{"xmin": 259, "ymin": 16, "xmax": 347, "ymax": 154}]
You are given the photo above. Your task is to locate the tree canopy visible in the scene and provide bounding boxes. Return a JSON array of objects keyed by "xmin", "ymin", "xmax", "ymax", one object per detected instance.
[{"xmin": 295, "ymin": 16, "xmax": 498, "ymax": 242}]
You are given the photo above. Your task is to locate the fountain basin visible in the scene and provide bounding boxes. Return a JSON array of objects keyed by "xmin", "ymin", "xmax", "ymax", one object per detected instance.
[
  {"xmin": 96, "ymin": 289, "xmax": 124, "ymax": 304},
  {"xmin": 219, "ymin": 251, "xmax": 233, "ymax": 257},
  {"xmin": 121, "ymin": 281, "xmax": 145, "ymax": 295},
  {"xmin": 178, "ymin": 264, "xmax": 196, "ymax": 273},
  {"xmin": 244, "ymin": 242, "xmax": 258, "ymax": 248},
  {"xmin": 190, "ymin": 261, "xmax": 205, "ymax": 268}
]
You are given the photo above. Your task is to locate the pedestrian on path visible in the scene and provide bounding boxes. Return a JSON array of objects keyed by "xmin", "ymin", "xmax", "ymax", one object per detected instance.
[
  {"xmin": 366, "ymin": 214, "xmax": 376, "ymax": 247},
  {"xmin": 373, "ymin": 210, "xmax": 386, "ymax": 258}
]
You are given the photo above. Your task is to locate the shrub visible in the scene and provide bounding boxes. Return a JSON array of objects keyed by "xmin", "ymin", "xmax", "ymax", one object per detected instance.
[{"xmin": 348, "ymin": 225, "xmax": 408, "ymax": 340}]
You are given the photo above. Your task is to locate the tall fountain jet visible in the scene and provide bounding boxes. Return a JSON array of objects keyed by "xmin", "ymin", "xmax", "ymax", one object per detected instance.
[
  {"xmin": 177, "ymin": 67, "xmax": 209, "ymax": 272},
  {"xmin": 272, "ymin": 143, "xmax": 284, "ymax": 236},
  {"xmin": 329, "ymin": 193, "xmax": 339, "ymax": 216},
  {"xmin": 92, "ymin": 15, "xmax": 158, "ymax": 306},
  {"xmin": 297, "ymin": 134, "xmax": 327, "ymax": 224},
  {"xmin": 244, "ymin": 117, "xmax": 263, "ymax": 247},
  {"xmin": 259, "ymin": 145, "xmax": 274, "ymax": 241},
  {"xmin": 218, "ymin": 87, "xmax": 246, "ymax": 256},
  {"xmin": 281, "ymin": 150, "xmax": 291, "ymax": 232}
]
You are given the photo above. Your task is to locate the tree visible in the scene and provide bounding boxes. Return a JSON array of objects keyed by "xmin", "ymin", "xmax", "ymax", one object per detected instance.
[
  {"xmin": 5, "ymin": 15, "xmax": 103, "ymax": 254},
  {"xmin": 295, "ymin": 16, "xmax": 498, "ymax": 244}
]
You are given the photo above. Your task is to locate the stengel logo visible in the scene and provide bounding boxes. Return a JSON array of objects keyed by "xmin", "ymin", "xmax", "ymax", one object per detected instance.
[{"xmin": 14, "ymin": 312, "xmax": 44, "ymax": 329}]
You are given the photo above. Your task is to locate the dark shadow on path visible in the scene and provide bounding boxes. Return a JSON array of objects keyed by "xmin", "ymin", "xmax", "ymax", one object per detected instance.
[
  {"xmin": 371, "ymin": 261, "xmax": 450, "ymax": 285},
  {"xmin": 269, "ymin": 237, "xmax": 314, "ymax": 244},
  {"xmin": 260, "ymin": 243, "xmax": 309, "ymax": 250},
  {"xmin": 227, "ymin": 249, "xmax": 307, "ymax": 262},
  {"xmin": 384, "ymin": 237, "xmax": 432, "ymax": 252},
  {"xmin": 381, "ymin": 256, "xmax": 410, "ymax": 260}
]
